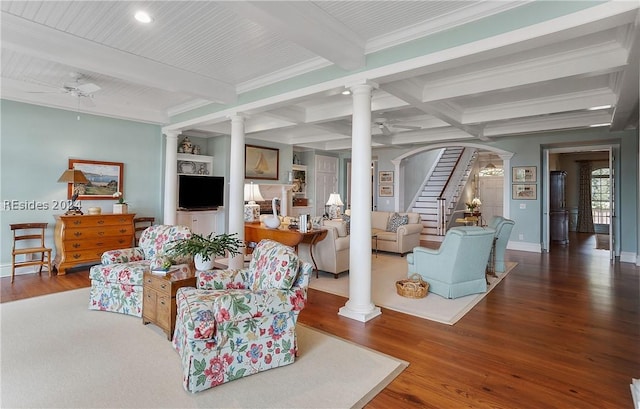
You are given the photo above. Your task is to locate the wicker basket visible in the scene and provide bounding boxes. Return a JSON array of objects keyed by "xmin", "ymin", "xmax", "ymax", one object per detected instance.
[{"xmin": 396, "ymin": 274, "xmax": 429, "ymax": 298}]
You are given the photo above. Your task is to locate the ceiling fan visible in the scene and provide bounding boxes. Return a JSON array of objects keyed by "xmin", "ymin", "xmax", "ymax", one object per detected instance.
[
  {"xmin": 373, "ymin": 117, "xmax": 421, "ymax": 136},
  {"xmin": 27, "ymin": 73, "xmax": 101, "ymax": 107}
]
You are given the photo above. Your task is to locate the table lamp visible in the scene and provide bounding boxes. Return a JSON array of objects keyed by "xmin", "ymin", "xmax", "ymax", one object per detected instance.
[
  {"xmin": 326, "ymin": 193, "xmax": 344, "ymax": 219},
  {"xmin": 57, "ymin": 169, "xmax": 89, "ymax": 215},
  {"xmin": 244, "ymin": 182, "xmax": 264, "ymax": 222}
]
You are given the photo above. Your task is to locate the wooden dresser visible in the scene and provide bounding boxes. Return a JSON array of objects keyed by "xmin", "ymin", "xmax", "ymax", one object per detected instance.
[{"xmin": 53, "ymin": 213, "xmax": 135, "ymax": 274}]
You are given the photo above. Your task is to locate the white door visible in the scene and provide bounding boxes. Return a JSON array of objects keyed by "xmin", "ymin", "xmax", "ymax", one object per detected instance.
[
  {"xmin": 315, "ymin": 155, "xmax": 339, "ymax": 217},
  {"xmin": 478, "ymin": 175, "xmax": 503, "ymax": 224}
]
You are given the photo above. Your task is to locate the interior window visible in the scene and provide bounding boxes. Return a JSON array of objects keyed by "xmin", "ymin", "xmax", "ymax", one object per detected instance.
[{"xmin": 591, "ymin": 167, "xmax": 610, "ymax": 226}]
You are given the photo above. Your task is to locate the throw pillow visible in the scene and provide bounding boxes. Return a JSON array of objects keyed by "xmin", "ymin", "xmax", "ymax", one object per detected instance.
[{"xmin": 386, "ymin": 212, "xmax": 409, "ymax": 232}]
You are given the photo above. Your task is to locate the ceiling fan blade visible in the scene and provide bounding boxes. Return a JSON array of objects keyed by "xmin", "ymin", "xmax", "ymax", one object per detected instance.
[
  {"xmin": 79, "ymin": 96, "xmax": 96, "ymax": 107},
  {"xmin": 392, "ymin": 124, "xmax": 421, "ymax": 130}
]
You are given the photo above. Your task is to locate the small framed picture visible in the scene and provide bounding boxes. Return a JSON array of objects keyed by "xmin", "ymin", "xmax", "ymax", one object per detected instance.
[
  {"xmin": 512, "ymin": 166, "xmax": 537, "ymax": 183},
  {"xmin": 512, "ymin": 184, "xmax": 537, "ymax": 200},
  {"xmin": 378, "ymin": 171, "xmax": 394, "ymax": 184},
  {"xmin": 379, "ymin": 185, "xmax": 394, "ymax": 197}
]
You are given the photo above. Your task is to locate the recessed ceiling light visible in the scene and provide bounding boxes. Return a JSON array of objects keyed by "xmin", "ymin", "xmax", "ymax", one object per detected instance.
[
  {"xmin": 134, "ymin": 10, "xmax": 153, "ymax": 24},
  {"xmin": 589, "ymin": 123, "xmax": 611, "ymax": 127},
  {"xmin": 588, "ymin": 105, "xmax": 612, "ymax": 111},
  {"xmin": 341, "ymin": 88, "xmax": 351, "ymax": 95}
]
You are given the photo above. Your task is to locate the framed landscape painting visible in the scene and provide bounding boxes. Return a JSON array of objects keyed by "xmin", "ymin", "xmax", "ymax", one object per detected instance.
[
  {"xmin": 68, "ymin": 159, "xmax": 123, "ymax": 200},
  {"xmin": 245, "ymin": 145, "xmax": 279, "ymax": 180}
]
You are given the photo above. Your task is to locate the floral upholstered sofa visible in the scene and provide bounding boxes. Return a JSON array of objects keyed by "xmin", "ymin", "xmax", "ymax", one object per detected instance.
[
  {"xmin": 88, "ymin": 224, "xmax": 192, "ymax": 317},
  {"xmin": 172, "ymin": 239, "xmax": 312, "ymax": 393}
]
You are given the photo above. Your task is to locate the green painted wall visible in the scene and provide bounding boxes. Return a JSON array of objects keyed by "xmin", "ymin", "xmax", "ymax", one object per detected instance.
[{"xmin": 0, "ymin": 100, "xmax": 163, "ymax": 277}]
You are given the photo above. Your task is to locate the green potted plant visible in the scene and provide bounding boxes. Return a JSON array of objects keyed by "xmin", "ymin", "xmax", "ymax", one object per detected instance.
[{"xmin": 167, "ymin": 232, "xmax": 243, "ymax": 271}]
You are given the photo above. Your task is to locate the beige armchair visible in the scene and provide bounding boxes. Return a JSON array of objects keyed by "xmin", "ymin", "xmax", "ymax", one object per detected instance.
[
  {"xmin": 298, "ymin": 219, "xmax": 349, "ymax": 278},
  {"xmin": 371, "ymin": 211, "xmax": 423, "ymax": 256}
]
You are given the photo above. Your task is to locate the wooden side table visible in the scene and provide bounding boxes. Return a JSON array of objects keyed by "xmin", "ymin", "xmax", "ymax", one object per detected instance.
[{"xmin": 142, "ymin": 266, "xmax": 196, "ymax": 340}]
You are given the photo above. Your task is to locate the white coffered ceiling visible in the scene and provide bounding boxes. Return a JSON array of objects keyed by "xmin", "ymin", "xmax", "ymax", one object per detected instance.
[{"xmin": 1, "ymin": 1, "xmax": 638, "ymax": 151}]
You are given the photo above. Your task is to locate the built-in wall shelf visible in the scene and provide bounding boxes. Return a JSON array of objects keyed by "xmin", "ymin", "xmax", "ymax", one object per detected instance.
[
  {"xmin": 177, "ymin": 153, "xmax": 214, "ymax": 175},
  {"xmin": 292, "ymin": 164, "xmax": 307, "ymax": 198}
]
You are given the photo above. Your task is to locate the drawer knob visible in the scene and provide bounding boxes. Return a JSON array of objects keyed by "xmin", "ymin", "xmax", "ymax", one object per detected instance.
[
  {"xmin": 72, "ymin": 254, "xmax": 81, "ymax": 259},
  {"xmin": 97, "ymin": 220, "xmax": 105, "ymax": 225},
  {"xmin": 73, "ymin": 220, "xmax": 81, "ymax": 225},
  {"xmin": 98, "ymin": 232, "xmax": 105, "ymax": 236},
  {"xmin": 73, "ymin": 243, "xmax": 81, "ymax": 248},
  {"xmin": 74, "ymin": 232, "xmax": 82, "ymax": 237},
  {"xmin": 160, "ymin": 284, "xmax": 167, "ymax": 289},
  {"xmin": 119, "ymin": 229, "xmax": 127, "ymax": 233}
]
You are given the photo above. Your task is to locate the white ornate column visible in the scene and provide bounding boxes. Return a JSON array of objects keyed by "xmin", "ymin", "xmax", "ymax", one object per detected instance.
[
  {"xmin": 163, "ymin": 130, "xmax": 180, "ymax": 225},
  {"xmin": 339, "ymin": 81, "xmax": 381, "ymax": 322},
  {"xmin": 228, "ymin": 114, "xmax": 246, "ymax": 269}
]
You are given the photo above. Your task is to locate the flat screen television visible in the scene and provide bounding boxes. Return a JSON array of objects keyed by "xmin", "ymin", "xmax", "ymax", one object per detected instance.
[{"xmin": 178, "ymin": 175, "xmax": 225, "ymax": 210}]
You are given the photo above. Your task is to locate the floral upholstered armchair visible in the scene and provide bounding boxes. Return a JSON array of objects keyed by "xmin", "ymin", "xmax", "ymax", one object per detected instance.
[
  {"xmin": 172, "ymin": 239, "xmax": 312, "ymax": 393},
  {"xmin": 89, "ymin": 224, "xmax": 192, "ymax": 317}
]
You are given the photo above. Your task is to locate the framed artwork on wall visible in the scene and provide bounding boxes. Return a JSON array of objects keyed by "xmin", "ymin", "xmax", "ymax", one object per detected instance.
[
  {"xmin": 379, "ymin": 185, "xmax": 394, "ymax": 197},
  {"xmin": 68, "ymin": 159, "xmax": 123, "ymax": 200},
  {"xmin": 512, "ymin": 184, "xmax": 537, "ymax": 200},
  {"xmin": 512, "ymin": 166, "xmax": 537, "ymax": 183},
  {"xmin": 378, "ymin": 171, "xmax": 394, "ymax": 184},
  {"xmin": 245, "ymin": 145, "xmax": 279, "ymax": 180}
]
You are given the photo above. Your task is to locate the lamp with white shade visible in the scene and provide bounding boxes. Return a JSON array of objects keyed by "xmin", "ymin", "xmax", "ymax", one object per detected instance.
[
  {"xmin": 326, "ymin": 193, "xmax": 344, "ymax": 219},
  {"xmin": 244, "ymin": 182, "xmax": 264, "ymax": 222}
]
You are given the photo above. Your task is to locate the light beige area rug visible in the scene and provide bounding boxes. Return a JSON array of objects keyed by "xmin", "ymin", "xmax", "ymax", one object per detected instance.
[
  {"xmin": 1, "ymin": 288, "xmax": 407, "ymax": 409},
  {"xmin": 310, "ymin": 253, "xmax": 517, "ymax": 325}
]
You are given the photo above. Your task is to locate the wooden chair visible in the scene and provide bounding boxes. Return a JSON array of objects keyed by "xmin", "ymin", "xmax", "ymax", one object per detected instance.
[
  {"xmin": 133, "ymin": 217, "xmax": 155, "ymax": 246},
  {"xmin": 10, "ymin": 223, "xmax": 52, "ymax": 283}
]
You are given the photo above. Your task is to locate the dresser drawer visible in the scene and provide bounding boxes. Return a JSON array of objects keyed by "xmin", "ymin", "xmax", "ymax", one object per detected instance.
[
  {"xmin": 64, "ymin": 225, "xmax": 133, "ymax": 240},
  {"xmin": 63, "ymin": 236, "xmax": 132, "ymax": 251},
  {"xmin": 144, "ymin": 274, "xmax": 172, "ymax": 294},
  {"xmin": 66, "ymin": 248, "xmax": 106, "ymax": 263},
  {"xmin": 66, "ymin": 215, "xmax": 134, "ymax": 228}
]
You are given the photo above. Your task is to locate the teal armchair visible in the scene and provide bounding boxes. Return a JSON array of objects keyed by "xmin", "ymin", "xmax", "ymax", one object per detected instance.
[
  {"xmin": 487, "ymin": 216, "xmax": 515, "ymax": 273},
  {"xmin": 407, "ymin": 226, "xmax": 495, "ymax": 299}
]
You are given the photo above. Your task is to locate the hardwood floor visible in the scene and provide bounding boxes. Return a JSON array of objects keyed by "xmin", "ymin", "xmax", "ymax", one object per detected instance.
[{"xmin": 2, "ymin": 232, "xmax": 638, "ymax": 408}]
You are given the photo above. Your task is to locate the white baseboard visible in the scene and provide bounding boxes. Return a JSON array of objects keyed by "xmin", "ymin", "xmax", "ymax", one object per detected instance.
[
  {"xmin": 0, "ymin": 263, "xmax": 38, "ymax": 278},
  {"xmin": 619, "ymin": 251, "xmax": 638, "ymax": 265},
  {"xmin": 506, "ymin": 241, "xmax": 542, "ymax": 253}
]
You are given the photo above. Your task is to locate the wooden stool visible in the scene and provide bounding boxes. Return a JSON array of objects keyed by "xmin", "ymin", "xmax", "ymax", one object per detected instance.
[{"xmin": 10, "ymin": 223, "xmax": 52, "ymax": 283}]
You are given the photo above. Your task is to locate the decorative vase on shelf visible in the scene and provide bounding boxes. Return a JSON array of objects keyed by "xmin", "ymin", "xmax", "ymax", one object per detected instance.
[{"xmin": 113, "ymin": 204, "xmax": 128, "ymax": 214}]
